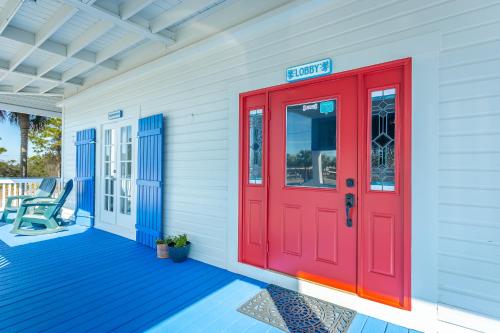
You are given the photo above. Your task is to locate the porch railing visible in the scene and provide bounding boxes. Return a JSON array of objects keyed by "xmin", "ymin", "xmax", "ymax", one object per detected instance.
[{"xmin": 0, "ymin": 178, "xmax": 62, "ymax": 211}]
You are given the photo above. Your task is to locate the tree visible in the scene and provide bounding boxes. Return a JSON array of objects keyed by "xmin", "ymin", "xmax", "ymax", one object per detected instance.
[
  {"xmin": 27, "ymin": 155, "xmax": 49, "ymax": 177},
  {"xmin": 0, "ymin": 160, "xmax": 20, "ymax": 177},
  {"xmin": 29, "ymin": 117, "xmax": 61, "ymax": 177},
  {"xmin": 0, "ymin": 138, "xmax": 6, "ymax": 155},
  {"xmin": 0, "ymin": 111, "xmax": 48, "ymax": 177}
]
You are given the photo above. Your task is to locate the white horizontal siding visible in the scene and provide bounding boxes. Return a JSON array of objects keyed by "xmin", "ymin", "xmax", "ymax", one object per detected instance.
[
  {"xmin": 438, "ymin": 0, "xmax": 500, "ymax": 328},
  {"xmin": 62, "ymin": 0, "xmax": 500, "ymax": 330}
]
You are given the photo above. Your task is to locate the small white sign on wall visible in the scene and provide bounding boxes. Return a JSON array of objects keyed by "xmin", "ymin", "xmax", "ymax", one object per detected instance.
[
  {"xmin": 286, "ymin": 58, "xmax": 333, "ymax": 82},
  {"xmin": 108, "ymin": 110, "xmax": 123, "ymax": 120}
]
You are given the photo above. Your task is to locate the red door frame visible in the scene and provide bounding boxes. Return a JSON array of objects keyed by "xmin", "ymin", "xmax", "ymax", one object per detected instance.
[{"xmin": 238, "ymin": 58, "xmax": 412, "ymax": 310}]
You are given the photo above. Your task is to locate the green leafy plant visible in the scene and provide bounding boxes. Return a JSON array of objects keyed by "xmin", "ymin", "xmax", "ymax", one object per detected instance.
[
  {"xmin": 167, "ymin": 234, "xmax": 189, "ymax": 248},
  {"xmin": 165, "ymin": 235, "xmax": 175, "ymax": 246},
  {"xmin": 156, "ymin": 239, "xmax": 167, "ymax": 245}
]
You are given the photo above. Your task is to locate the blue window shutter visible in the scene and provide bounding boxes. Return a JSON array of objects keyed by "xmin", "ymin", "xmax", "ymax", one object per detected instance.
[
  {"xmin": 75, "ymin": 128, "xmax": 96, "ymax": 227},
  {"xmin": 136, "ymin": 114, "xmax": 164, "ymax": 248}
]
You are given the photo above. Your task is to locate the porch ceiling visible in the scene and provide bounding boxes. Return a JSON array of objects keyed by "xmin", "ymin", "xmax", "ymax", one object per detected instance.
[
  {"xmin": 0, "ymin": 93, "xmax": 61, "ymax": 117},
  {"xmin": 0, "ymin": 0, "xmax": 294, "ymax": 99}
]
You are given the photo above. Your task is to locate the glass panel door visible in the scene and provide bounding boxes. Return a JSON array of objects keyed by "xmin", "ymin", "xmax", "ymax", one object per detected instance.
[
  {"xmin": 118, "ymin": 125, "xmax": 133, "ymax": 217},
  {"xmin": 101, "ymin": 122, "xmax": 135, "ymax": 230},
  {"xmin": 102, "ymin": 127, "xmax": 116, "ymax": 224}
]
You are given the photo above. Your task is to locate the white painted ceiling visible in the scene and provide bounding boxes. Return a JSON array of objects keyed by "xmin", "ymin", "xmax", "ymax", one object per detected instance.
[{"xmin": 0, "ymin": 0, "xmax": 293, "ymax": 114}]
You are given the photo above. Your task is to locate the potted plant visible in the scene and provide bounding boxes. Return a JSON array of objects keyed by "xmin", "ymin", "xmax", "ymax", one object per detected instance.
[
  {"xmin": 156, "ymin": 239, "xmax": 169, "ymax": 259},
  {"xmin": 167, "ymin": 234, "xmax": 191, "ymax": 263}
]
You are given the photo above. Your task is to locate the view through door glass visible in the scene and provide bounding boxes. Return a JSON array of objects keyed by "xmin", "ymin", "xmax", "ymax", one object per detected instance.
[
  {"xmin": 119, "ymin": 125, "xmax": 132, "ymax": 215},
  {"xmin": 286, "ymin": 100, "xmax": 337, "ymax": 188},
  {"xmin": 104, "ymin": 128, "xmax": 116, "ymax": 212}
]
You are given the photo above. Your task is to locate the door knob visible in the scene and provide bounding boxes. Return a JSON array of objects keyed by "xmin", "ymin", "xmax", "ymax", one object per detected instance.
[{"xmin": 345, "ymin": 193, "xmax": 355, "ymax": 227}]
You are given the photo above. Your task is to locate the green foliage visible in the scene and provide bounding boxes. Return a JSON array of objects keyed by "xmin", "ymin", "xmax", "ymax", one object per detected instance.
[
  {"xmin": 0, "ymin": 111, "xmax": 49, "ymax": 131},
  {"xmin": 29, "ymin": 118, "xmax": 61, "ymax": 156},
  {"xmin": 0, "ymin": 110, "xmax": 52, "ymax": 177},
  {"xmin": 27, "ymin": 155, "xmax": 49, "ymax": 177},
  {"xmin": 0, "ymin": 160, "xmax": 20, "ymax": 177},
  {"xmin": 29, "ymin": 118, "xmax": 61, "ymax": 177},
  {"xmin": 156, "ymin": 239, "xmax": 167, "ymax": 245},
  {"xmin": 167, "ymin": 234, "xmax": 189, "ymax": 248}
]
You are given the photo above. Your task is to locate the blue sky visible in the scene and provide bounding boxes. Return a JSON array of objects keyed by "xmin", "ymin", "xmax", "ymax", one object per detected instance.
[{"xmin": 0, "ymin": 122, "xmax": 34, "ymax": 162}]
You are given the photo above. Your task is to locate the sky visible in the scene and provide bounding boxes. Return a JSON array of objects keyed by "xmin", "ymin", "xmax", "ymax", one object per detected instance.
[{"xmin": 0, "ymin": 122, "xmax": 34, "ymax": 162}]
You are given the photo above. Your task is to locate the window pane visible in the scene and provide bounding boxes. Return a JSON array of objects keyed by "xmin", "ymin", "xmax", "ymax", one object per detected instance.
[
  {"xmin": 286, "ymin": 100, "xmax": 337, "ymax": 188},
  {"xmin": 370, "ymin": 88, "xmax": 396, "ymax": 191},
  {"xmin": 104, "ymin": 147, "xmax": 110, "ymax": 162},
  {"xmin": 249, "ymin": 109, "xmax": 263, "ymax": 184},
  {"xmin": 127, "ymin": 144, "xmax": 132, "ymax": 160},
  {"xmin": 120, "ymin": 180, "xmax": 126, "ymax": 196},
  {"xmin": 120, "ymin": 198, "xmax": 126, "ymax": 214},
  {"xmin": 105, "ymin": 129, "xmax": 111, "ymax": 145},
  {"xmin": 121, "ymin": 126, "xmax": 126, "ymax": 143},
  {"xmin": 126, "ymin": 162, "xmax": 131, "ymax": 178}
]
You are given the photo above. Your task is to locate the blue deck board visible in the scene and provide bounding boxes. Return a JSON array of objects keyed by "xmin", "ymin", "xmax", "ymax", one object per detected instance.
[
  {"xmin": 361, "ymin": 317, "xmax": 389, "ymax": 333},
  {"xmin": 347, "ymin": 314, "xmax": 369, "ymax": 332},
  {"xmin": 0, "ymin": 226, "xmax": 420, "ymax": 333},
  {"xmin": 386, "ymin": 322, "xmax": 411, "ymax": 333}
]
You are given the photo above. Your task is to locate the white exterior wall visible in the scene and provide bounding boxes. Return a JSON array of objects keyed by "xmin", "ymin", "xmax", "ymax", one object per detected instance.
[{"xmin": 60, "ymin": 1, "xmax": 500, "ymax": 332}]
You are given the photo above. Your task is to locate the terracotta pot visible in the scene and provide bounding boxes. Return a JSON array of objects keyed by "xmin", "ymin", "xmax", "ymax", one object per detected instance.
[{"xmin": 156, "ymin": 243, "xmax": 168, "ymax": 259}]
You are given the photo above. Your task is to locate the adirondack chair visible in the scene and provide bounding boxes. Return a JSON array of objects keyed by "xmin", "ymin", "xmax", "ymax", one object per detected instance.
[
  {"xmin": 0, "ymin": 178, "xmax": 57, "ymax": 223},
  {"xmin": 10, "ymin": 180, "xmax": 73, "ymax": 236}
]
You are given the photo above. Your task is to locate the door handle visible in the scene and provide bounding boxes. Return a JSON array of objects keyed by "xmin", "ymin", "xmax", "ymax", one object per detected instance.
[{"xmin": 345, "ymin": 193, "xmax": 355, "ymax": 227}]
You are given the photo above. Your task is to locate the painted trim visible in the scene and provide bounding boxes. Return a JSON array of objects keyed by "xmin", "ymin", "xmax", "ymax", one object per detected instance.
[
  {"xmin": 239, "ymin": 58, "xmax": 412, "ymax": 310},
  {"xmin": 96, "ymin": 118, "xmax": 138, "ymax": 239}
]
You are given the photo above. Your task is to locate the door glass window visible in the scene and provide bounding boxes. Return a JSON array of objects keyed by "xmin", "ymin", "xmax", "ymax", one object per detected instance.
[
  {"xmin": 104, "ymin": 128, "xmax": 115, "ymax": 212},
  {"xmin": 249, "ymin": 109, "xmax": 263, "ymax": 184},
  {"xmin": 286, "ymin": 100, "xmax": 337, "ymax": 188},
  {"xmin": 119, "ymin": 125, "xmax": 132, "ymax": 215},
  {"xmin": 370, "ymin": 88, "xmax": 396, "ymax": 191}
]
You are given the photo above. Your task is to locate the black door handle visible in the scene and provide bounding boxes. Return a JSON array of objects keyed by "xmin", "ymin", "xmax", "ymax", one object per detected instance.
[{"xmin": 345, "ymin": 193, "xmax": 355, "ymax": 227}]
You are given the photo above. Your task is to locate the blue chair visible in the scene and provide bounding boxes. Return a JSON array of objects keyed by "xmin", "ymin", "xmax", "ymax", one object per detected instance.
[
  {"xmin": 1, "ymin": 178, "xmax": 57, "ymax": 223},
  {"xmin": 11, "ymin": 180, "xmax": 73, "ymax": 236}
]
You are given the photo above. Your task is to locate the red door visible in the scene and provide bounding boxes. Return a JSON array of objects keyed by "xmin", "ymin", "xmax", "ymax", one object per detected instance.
[
  {"xmin": 267, "ymin": 76, "xmax": 358, "ymax": 291},
  {"xmin": 239, "ymin": 59, "xmax": 411, "ymax": 310}
]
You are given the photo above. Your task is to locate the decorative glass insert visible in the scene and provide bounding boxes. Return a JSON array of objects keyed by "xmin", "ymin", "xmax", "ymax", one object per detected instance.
[
  {"xmin": 249, "ymin": 109, "xmax": 263, "ymax": 184},
  {"xmin": 119, "ymin": 125, "xmax": 132, "ymax": 215},
  {"xmin": 286, "ymin": 100, "xmax": 337, "ymax": 188},
  {"xmin": 370, "ymin": 88, "xmax": 396, "ymax": 191}
]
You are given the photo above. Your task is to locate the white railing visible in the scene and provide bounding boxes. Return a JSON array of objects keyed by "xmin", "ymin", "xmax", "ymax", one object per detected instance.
[{"xmin": 0, "ymin": 178, "xmax": 62, "ymax": 211}]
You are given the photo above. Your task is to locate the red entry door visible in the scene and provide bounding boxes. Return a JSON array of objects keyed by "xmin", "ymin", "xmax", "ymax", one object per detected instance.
[
  {"xmin": 240, "ymin": 59, "xmax": 411, "ymax": 310},
  {"xmin": 267, "ymin": 76, "xmax": 358, "ymax": 291}
]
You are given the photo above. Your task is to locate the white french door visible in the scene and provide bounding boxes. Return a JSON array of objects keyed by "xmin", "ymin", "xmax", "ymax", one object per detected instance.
[{"xmin": 100, "ymin": 121, "xmax": 136, "ymax": 237}]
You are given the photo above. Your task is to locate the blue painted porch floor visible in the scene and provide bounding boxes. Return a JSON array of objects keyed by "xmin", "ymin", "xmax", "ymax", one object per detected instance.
[{"xmin": 0, "ymin": 227, "xmax": 419, "ymax": 333}]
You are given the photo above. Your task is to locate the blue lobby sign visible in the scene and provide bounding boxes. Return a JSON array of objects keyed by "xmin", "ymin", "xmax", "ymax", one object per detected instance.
[
  {"xmin": 286, "ymin": 58, "xmax": 332, "ymax": 82},
  {"xmin": 108, "ymin": 110, "xmax": 123, "ymax": 120}
]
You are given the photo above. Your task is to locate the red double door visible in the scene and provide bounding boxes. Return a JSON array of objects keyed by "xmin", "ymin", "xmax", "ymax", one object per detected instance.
[{"xmin": 240, "ymin": 59, "xmax": 411, "ymax": 309}]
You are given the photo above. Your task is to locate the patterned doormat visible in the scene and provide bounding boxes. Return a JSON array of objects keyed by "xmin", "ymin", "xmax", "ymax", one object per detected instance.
[{"xmin": 238, "ymin": 284, "xmax": 356, "ymax": 333}]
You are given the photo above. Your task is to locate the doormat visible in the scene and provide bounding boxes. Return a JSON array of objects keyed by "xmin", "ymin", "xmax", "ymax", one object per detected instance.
[{"xmin": 237, "ymin": 284, "xmax": 356, "ymax": 333}]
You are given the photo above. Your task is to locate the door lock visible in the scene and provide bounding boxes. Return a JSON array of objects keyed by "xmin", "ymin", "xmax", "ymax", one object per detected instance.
[{"xmin": 345, "ymin": 193, "xmax": 355, "ymax": 227}]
